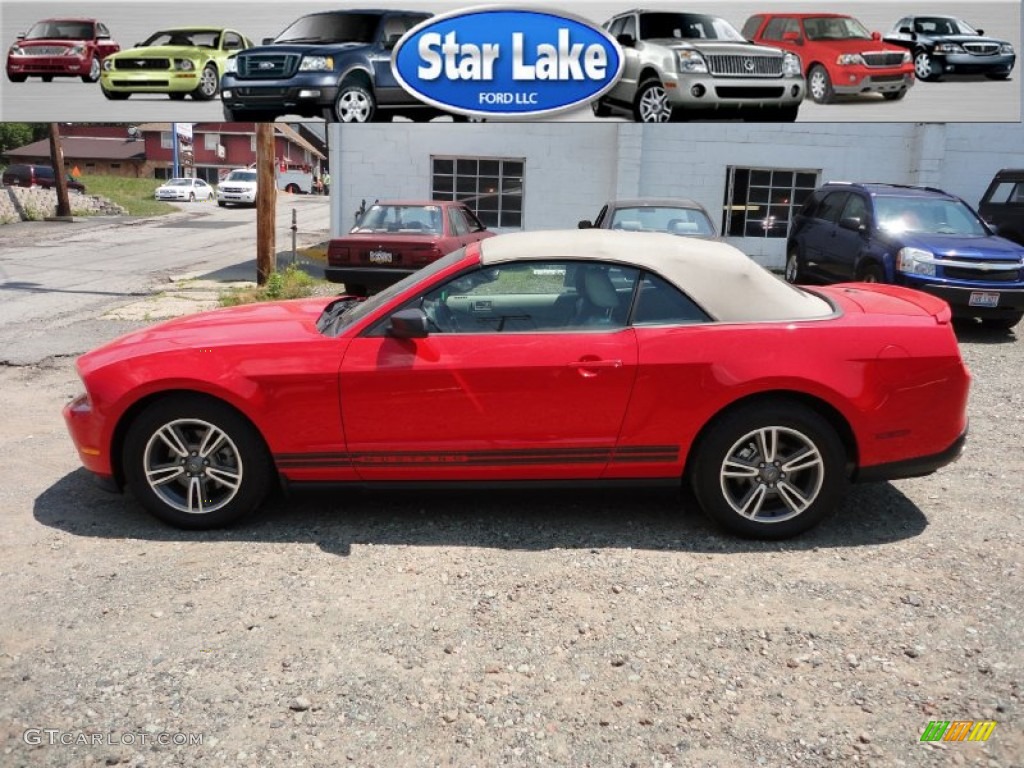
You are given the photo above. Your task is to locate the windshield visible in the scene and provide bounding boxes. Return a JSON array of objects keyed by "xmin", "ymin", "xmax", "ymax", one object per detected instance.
[
  {"xmin": 319, "ymin": 248, "xmax": 469, "ymax": 336},
  {"xmin": 142, "ymin": 30, "xmax": 221, "ymax": 48},
  {"xmin": 25, "ymin": 21, "xmax": 95, "ymax": 40},
  {"xmin": 352, "ymin": 204, "xmax": 444, "ymax": 235},
  {"xmin": 165, "ymin": 179, "xmax": 193, "ymax": 186},
  {"xmin": 803, "ymin": 16, "xmax": 872, "ymax": 41},
  {"xmin": 913, "ymin": 17, "xmax": 976, "ymax": 36},
  {"xmin": 275, "ymin": 13, "xmax": 380, "ymax": 44},
  {"xmin": 224, "ymin": 170, "xmax": 257, "ymax": 183},
  {"xmin": 875, "ymin": 196, "xmax": 988, "ymax": 236},
  {"xmin": 610, "ymin": 206, "xmax": 715, "ymax": 237},
  {"xmin": 639, "ymin": 13, "xmax": 745, "ymax": 42}
]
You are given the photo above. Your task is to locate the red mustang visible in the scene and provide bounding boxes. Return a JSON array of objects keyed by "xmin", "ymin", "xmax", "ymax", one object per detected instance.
[
  {"xmin": 65, "ymin": 231, "xmax": 969, "ymax": 539},
  {"xmin": 326, "ymin": 200, "xmax": 494, "ymax": 296},
  {"xmin": 6, "ymin": 18, "xmax": 120, "ymax": 83}
]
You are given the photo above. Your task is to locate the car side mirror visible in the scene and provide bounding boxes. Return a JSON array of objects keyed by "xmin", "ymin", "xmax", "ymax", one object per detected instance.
[
  {"xmin": 578, "ymin": 219, "xmax": 593, "ymax": 229},
  {"xmin": 782, "ymin": 31, "xmax": 802, "ymax": 44},
  {"xmin": 16, "ymin": 32, "xmax": 25, "ymax": 40},
  {"xmin": 839, "ymin": 216, "xmax": 867, "ymax": 232},
  {"xmin": 97, "ymin": 32, "xmax": 110, "ymax": 40},
  {"xmin": 898, "ymin": 26, "xmax": 914, "ymax": 36},
  {"xmin": 871, "ymin": 31, "xmax": 881, "ymax": 41},
  {"xmin": 263, "ymin": 37, "xmax": 275, "ymax": 45},
  {"xmin": 616, "ymin": 33, "xmax": 636, "ymax": 48},
  {"xmin": 976, "ymin": 29, "xmax": 985, "ymax": 36},
  {"xmin": 383, "ymin": 33, "xmax": 402, "ymax": 50},
  {"xmin": 388, "ymin": 308, "xmax": 430, "ymax": 339}
]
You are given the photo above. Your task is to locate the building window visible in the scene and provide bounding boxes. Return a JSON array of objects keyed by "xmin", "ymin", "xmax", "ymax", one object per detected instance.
[
  {"xmin": 160, "ymin": 132, "xmax": 173, "ymax": 149},
  {"xmin": 204, "ymin": 133, "xmax": 220, "ymax": 151},
  {"xmin": 723, "ymin": 167, "xmax": 819, "ymax": 238},
  {"xmin": 250, "ymin": 134, "xmax": 256, "ymax": 153},
  {"xmin": 431, "ymin": 156, "xmax": 524, "ymax": 228},
  {"xmin": 110, "ymin": 163, "xmax": 120, "ymax": 170}
]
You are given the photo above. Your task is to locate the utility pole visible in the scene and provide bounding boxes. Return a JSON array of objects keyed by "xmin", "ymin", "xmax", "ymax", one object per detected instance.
[
  {"xmin": 48, "ymin": 123, "xmax": 71, "ymax": 219},
  {"xmin": 255, "ymin": 123, "xmax": 276, "ymax": 286}
]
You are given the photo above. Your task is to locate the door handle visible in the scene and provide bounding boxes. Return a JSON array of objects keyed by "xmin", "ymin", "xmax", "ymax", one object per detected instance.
[{"xmin": 568, "ymin": 359, "xmax": 622, "ymax": 378}]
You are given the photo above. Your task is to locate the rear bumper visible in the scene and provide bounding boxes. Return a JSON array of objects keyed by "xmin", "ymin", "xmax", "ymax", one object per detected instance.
[
  {"xmin": 325, "ymin": 266, "xmax": 416, "ymax": 290},
  {"xmin": 858, "ymin": 428, "xmax": 967, "ymax": 482}
]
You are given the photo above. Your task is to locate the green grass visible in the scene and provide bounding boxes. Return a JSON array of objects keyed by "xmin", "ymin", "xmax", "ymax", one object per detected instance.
[
  {"xmin": 78, "ymin": 175, "xmax": 178, "ymax": 217},
  {"xmin": 219, "ymin": 264, "xmax": 327, "ymax": 307}
]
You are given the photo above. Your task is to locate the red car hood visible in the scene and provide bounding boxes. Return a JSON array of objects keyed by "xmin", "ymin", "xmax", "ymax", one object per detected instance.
[
  {"xmin": 78, "ymin": 298, "xmax": 335, "ymax": 373},
  {"xmin": 17, "ymin": 38, "xmax": 85, "ymax": 48}
]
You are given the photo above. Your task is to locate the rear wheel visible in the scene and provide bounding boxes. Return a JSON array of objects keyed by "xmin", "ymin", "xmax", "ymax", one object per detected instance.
[
  {"xmin": 808, "ymin": 65, "xmax": 834, "ymax": 104},
  {"xmin": 193, "ymin": 63, "xmax": 219, "ymax": 100},
  {"xmin": 634, "ymin": 78, "xmax": 673, "ymax": 122},
  {"xmin": 691, "ymin": 402, "xmax": 847, "ymax": 539},
  {"xmin": 784, "ymin": 249, "xmax": 803, "ymax": 283},
  {"xmin": 285, "ymin": 183, "xmax": 300, "ymax": 194},
  {"xmin": 592, "ymin": 98, "xmax": 612, "ymax": 118},
  {"xmin": 42, "ymin": 75, "xmax": 53, "ymax": 83},
  {"xmin": 82, "ymin": 56, "xmax": 101, "ymax": 83},
  {"xmin": 980, "ymin": 312, "xmax": 1022, "ymax": 331},
  {"xmin": 217, "ymin": 201, "xmax": 227, "ymax": 207},
  {"xmin": 168, "ymin": 92, "xmax": 187, "ymax": 101},
  {"xmin": 122, "ymin": 395, "xmax": 273, "ymax": 529}
]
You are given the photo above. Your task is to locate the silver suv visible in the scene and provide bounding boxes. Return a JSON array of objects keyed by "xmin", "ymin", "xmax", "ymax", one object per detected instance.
[{"xmin": 594, "ymin": 10, "xmax": 804, "ymax": 122}]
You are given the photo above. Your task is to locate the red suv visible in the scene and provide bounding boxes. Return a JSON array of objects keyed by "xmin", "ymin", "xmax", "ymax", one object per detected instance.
[
  {"xmin": 327, "ymin": 201, "xmax": 495, "ymax": 295},
  {"xmin": 6, "ymin": 18, "xmax": 120, "ymax": 83},
  {"xmin": 742, "ymin": 13, "xmax": 914, "ymax": 104}
]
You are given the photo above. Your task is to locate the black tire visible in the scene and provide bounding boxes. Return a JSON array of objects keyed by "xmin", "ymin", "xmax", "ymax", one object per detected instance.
[
  {"xmin": 332, "ymin": 81, "xmax": 376, "ymax": 122},
  {"xmin": 980, "ymin": 313, "xmax": 1022, "ymax": 331},
  {"xmin": 122, "ymin": 395, "xmax": 273, "ymax": 529},
  {"xmin": 81, "ymin": 56, "xmax": 101, "ymax": 83},
  {"xmin": 914, "ymin": 50, "xmax": 940, "ymax": 81},
  {"xmin": 169, "ymin": 92, "xmax": 187, "ymax": 101},
  {"xmin": 285, "ymin": 184, "xmax": 300, "ymax": 194},
  {"xmin": 7, "ymin": 73, "xmax": 27, "ymax": 83},
  {"xmin": 217, "ymin": 201, "xmax": 227, "ymax": 207},
  {"xmin": 882, "ymin": 89, "xmax": 907, "ymax": 101},
  {"xmin": 744, "ymin": 105, "xmax": 799, "ymax": 122},
  {"xmin": 784, "ymin": 249, "xmax": 803, "ymax": 283},
  {"xmin": 633, "ymin": 78, "xmax": 673, "ymax": 122},
  {"xmin": 691, "ymin": 402, "xmax": 847, "ymax": 539},
  {"xmin": 857, "ymin": 263, "xmax": 885, "ymax": 283},
  {"xmin": 101, "ymin": 86, "xmax": 129, "ymax": 100},
  {"xmin": 592, "ymin": 98, "xmax": 612, "ymax": 118},
  {"xmin": 42, "ymin": 75, "xmax": 53, "ymax": 83},
  {"xmin": 984, "ymin": 72, "xmax": 1011, "ymax": 81},
  {"xmin": 345, "ymin": 283, "xmax": 368, "ymax": 297},
  {"xmin": 193, "ymin": 62, "xmax": 219, "ymax": 100},
  {"xmin": 807, "ymin": 64, "xmax": 834, "ymax": 104}
]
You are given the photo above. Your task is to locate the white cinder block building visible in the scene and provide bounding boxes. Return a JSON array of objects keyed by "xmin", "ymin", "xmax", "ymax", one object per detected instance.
[{"xmin": 330, "ymin": 122, "xmax": 1024, "ymax": 268}]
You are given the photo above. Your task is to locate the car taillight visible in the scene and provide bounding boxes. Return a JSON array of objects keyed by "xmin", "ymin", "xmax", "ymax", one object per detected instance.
[
  {"xmin": 327, "ymin": 244, "xmax": 350, "ymax": 265},
  {"xmin": 411, "ymin": 245, "xmax": 443, "ymax": 266}
]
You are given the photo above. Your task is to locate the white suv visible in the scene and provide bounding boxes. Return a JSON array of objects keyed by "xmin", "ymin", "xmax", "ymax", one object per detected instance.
[{"xmin": 216, "ymin": 168, "xmax": 258, "ymax": 207}]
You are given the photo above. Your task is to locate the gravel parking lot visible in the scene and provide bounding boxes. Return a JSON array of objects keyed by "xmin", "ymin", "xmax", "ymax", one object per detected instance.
[{"xmin": 0, "ymin": 317, "xmax": 1021, "ymax": 767}]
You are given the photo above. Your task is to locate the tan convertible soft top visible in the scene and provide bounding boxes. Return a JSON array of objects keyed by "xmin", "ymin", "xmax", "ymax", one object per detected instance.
[{"xmin": 478, "ymin": 230, "xmax": 832, "ymax": 322}]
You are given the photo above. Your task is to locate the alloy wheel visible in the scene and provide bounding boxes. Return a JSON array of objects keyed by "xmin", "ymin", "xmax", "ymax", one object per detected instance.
[
  {"xmin": 199, "ymin": 65, "xmax": 219, "ymax": 98},
  {"xmin": 638, "ymin": 86, "xmax": 671, "ymax": 122},
  {"xmin": 337, "ymin": 89, "xmax": 373, "ymax": 122}
]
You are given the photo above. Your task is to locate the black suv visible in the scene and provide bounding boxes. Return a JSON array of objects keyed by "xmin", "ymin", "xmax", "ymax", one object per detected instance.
[
  {"xmin": 1, "ymin": 164, "xmax": 86, "ymax": 192},
  {"xmin": 979, "ymin": 169, "xmax": 1024, "ymax": 247},
  {"xmin": 787, "ymin": 182, "xmax": 1024, "ymax": 330},
  {"xmin": 220, "ymin": 10, "xmax": 440, "ymax": 122}
]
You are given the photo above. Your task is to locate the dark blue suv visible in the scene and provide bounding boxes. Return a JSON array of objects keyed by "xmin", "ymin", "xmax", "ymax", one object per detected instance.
[
  {"xmin": 787, "ymin": 182, "xmax": 1024, "ymax": 330},
  {"xmin": 220, "ymin": 10, "xmax": 439, "ymax": 122}
]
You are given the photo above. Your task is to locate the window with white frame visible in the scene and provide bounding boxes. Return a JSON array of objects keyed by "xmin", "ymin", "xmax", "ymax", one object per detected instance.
[
  {"xmin": 431, "ymin": 156, "xmax": 524, "ymax": 228},
  {"xmin": 204, "ymin": 133, "xmax": 220, "ymax": 151},
  {"xmin": 722, "ymin": 167, "xmax": 819, "ymax": 238},
  {"xmin": 160, "ymin": 132, "xmax": 173, "ymax": 149}
]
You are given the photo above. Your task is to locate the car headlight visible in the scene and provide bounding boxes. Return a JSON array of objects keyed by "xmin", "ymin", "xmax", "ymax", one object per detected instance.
[
  {"xmin": 299, "ymin": 55, "xmax": 335, "ymax": 72},
  {"xmin": 65, "ymin": 44, "xmax": 85, "ymax": 57},
  {"xmin": 224, "ymin": 56, "xmax": 238, "ymax": 74},
  {"xmin": 1000, "ymin": 43, "xmax": 1014, "ymax": 55},
  {"xmin": 934, "ymin": 43, "xmax": 964, "ymax": 54},
  {"xmin": 902, "ymin": 51, "xmax": 911, "ymax": 63},
  {"xmin": 675, "ymin": 50, "xmax": 708, "ymax": 74},
  {"xmin": 896, "ymin": 247, "xmax": 936, "ymax": 277},
  {"xmin": 782, "ymin": 52, "xmax": 801, "ymax": 76},
  {"xmin": 836, "ymin": 53, "xmax": 864, "ymax": 66},
  {"xmin": 10, "ymin": 44, "xmax": 25, "ymax": 56},
  {"xmin": 103, "ymin": 58, "xmax": 115, "ymax": 71},
  {"xmin": 173, "ymin": 59, "xmax": 195, "ymax": 71}
]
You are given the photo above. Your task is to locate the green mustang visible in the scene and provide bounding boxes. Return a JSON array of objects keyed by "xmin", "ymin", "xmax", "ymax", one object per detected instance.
[{"xmin": 100, "ymin": 27, "xmax": 252, "ymax": 100}]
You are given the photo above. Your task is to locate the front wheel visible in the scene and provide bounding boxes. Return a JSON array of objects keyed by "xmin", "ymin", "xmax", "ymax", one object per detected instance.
[
  {"xmin": 882, "ymin": 89, "xmax": 907, "ymax": 101},
  {"xmin": 592, "ymin": 98, "xmax": 612, "ymax": 118},
  {"xmin": 193, "ymin": 63, "xmax": 219, "ymax": 100},
  {"xmin": 808, "ymin": 65, "xmax": 834, "ymax": 104},
  {"xmin": 332, "ymin": 82, "xmax": 376, "ymax": 122},
  {"xmin": 914, "ymin": 51, "xmax": 939, "ymax": 81},
  {"xmin": 633, "ymin": 78, "xmax": 673, "ymax": 122},
  {"xmin": 82, "ymin": 56, "xmax": 101, "ymax": 83},
  {"xmin": 857, "ymin": 263, "xmax": 885, "ymax": 283},
  {"xmin": 7, "ymin": 73, "xmax": 27, "ymax": 83},
  {"xmin": 980, "ymin": 312, "xmax": 1022, "ymax": 331},
  {"xmin": 691, "ymin": 403, "xmax": 847, "ymax": 539},
  {"xmin": 188, "ymin": 192, "xmax": 195, "ymax": 202},
  {"xmin": 784, "ymin": 250, "xmax": 803, "ymax": 283},
  {"xmin": 122, "ymin": 395, "xmax": 274, "ymax": 529}
]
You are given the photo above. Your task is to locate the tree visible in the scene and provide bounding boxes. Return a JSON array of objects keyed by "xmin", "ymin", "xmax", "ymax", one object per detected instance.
[{"xmin": 0, "ymin": 123, "xmax": 49, "ymax": 158}]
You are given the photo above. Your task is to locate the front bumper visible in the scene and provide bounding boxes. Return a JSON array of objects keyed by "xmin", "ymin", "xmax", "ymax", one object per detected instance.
[
  {"xmin": 665, "ymin": 74, "xmax": 804, "ymax": 109},
  {"xmin": 221, "ymin": 72, "xmax": 339, "ymax": 116},
  {"xmin": 7, "ymin": 54, "xmax": 90, "ymax": 77},
  {"xmin": 100, "ymin": 69, "xmax": 199, "ymax": 93},
  {"xmin": 217, "ymin": 189, "xmax": 257, "ymax": 204},
  {"xmin": 63, "ymin": 393, "xmax": 114, "ymax": 480},
  {"xmin": 831, "ymin": 67, "xmax": 914, "ymax": 95},
  {"xmin": 901, "ymin": 278, "xmax": 1024, "ymax": 318},
  {"xmin": 933, "ymin": 52, "xmax": 1016, "ymax": 76}
]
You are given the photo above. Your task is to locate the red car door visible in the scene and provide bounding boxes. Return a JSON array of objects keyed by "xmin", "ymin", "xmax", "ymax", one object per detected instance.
[{"xmin": 338, "ymin": 261, "xmax": 640, "ymax": 481}]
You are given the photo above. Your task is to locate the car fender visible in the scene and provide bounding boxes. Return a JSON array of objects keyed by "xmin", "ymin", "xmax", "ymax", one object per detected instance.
[{"xmin": 338, "ymin": 59, "xmax": 374, "ymax": 88}]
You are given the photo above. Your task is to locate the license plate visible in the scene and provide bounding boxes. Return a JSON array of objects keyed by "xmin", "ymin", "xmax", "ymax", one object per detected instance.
[
  {"xmin": 969, "ymin": 291, "xmax": 1000, "ymax": 308},
  {"xmin": 368, "ymin": 250, "xmax": 393, "ymax": 264}
]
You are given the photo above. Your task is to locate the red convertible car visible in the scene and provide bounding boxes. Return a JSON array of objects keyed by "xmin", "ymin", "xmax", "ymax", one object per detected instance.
[
  {"xmin": 65, "ymin": 231, "xmax": 970, "ymax": 539},
  {"xmin": 6, "ymin": 18, "xmax": 120, "ymax": 83}
]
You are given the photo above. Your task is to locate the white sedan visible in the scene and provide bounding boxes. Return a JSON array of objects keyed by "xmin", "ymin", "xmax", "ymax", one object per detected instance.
[{"xmin": 155, "ymin": 177, "xmax": 215, "ymax": 202}]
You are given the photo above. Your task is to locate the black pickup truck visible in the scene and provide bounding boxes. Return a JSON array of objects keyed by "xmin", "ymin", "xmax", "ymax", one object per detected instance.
[
  {"xmin": 220, "ymin": 9, "xmax": 442, "ymax": 122},
  {"xmin": 979, "ymin": 169, "xmax": 1024, "ymax": 246}
]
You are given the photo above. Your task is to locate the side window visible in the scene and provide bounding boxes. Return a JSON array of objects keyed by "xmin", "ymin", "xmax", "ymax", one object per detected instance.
[
  {"xmin": 608, "ymin": 17, "xmax": 626, "ymax": 37},
  {"xmin": 840, "ymin": 194, "xmax": 869, "ymax": 224},
  {"xmin": 761, "ymin": 18, "xmax": 790, "ymax": 41},
  {"xmin": 740, "ymin": 16, "xmax": 764, "ymax": 40},
  {"xmin": 621, "ymin": 15, "xmax": 637, "ymax": 39},
  {"xmin": 448, "ymin": 208, "xmax": 469, "ymax": 236},
  {"xmin": 815, "ymin": 192, "xmax": 850, "ymax": 223},
  {"xmin": 223, "ymin": 32, "xmax": 243, "ymax": 50},
  {"xmin": 986, "ymin": 181, "xmax": 1023, "ymax": 204},
  {"xmin": 632, "ymin": 273, "xmax": 711, "ymax": 326},
  {"xmin": 382, "ymin": 16, "xmax": 408, "ymax": 44},
  {"xmin": 97, "ymin": 23, "xmax": 109, "ymax": 37},
  {"xmin": 462, "ymin": 208, "xmax": 487, "ymax": 232}
]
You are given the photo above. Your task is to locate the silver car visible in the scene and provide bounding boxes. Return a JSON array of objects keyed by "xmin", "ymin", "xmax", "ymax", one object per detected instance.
[{"xmin": 594, "ymin": 10, "xmax": 804, "ymax": 122}]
